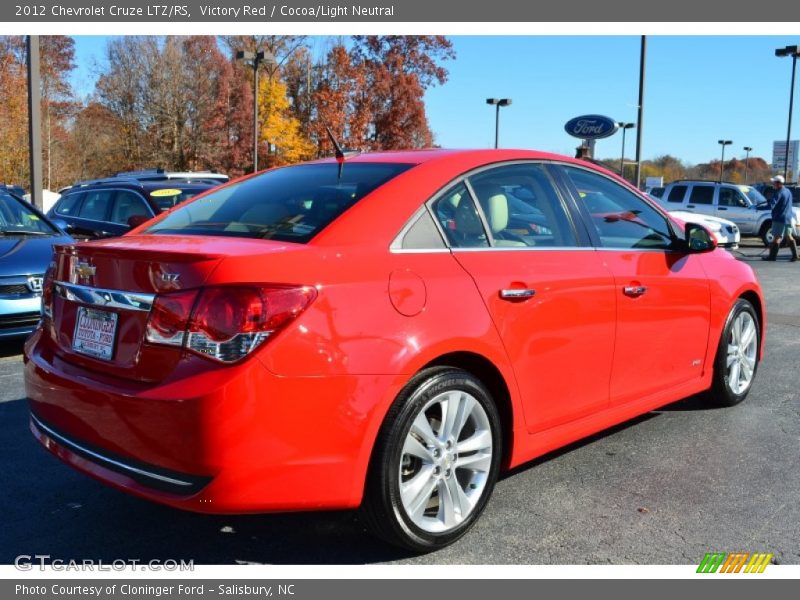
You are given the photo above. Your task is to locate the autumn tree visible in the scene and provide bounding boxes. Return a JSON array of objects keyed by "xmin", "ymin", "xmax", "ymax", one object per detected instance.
[
  {"xmin": 0, "ymin": 44, "xmax": 29, "ymax": 185},
  {"xmin": 309, "ymin": 44, "xmax": 370, "ymax": 155},
  {"xmin": 258, "ymin": 76, "xmax": 314, "ymax": 166},
  {"xmin": 66, "ymin": 102, "xmax": 129, "ymax": 180},
  {"xmin": 0, "ymin": 35, "xmax": 76, "ymax": 189},
  {"xmin": 349, "ymin": 36, "xmax": 454, "ymax": 150},
  {"xmin": 40, "ymin": 36, "xmax": 76, "ymax": 190},
  {"xmin": 94, "ymin": 36, "xmax": 252, "ymax": 175}
]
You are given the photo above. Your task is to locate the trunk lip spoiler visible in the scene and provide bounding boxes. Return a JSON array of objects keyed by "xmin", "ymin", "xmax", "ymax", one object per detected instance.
[{"xmin": 54, "ymin": 281, "xmax": 156, "ymax": 313}]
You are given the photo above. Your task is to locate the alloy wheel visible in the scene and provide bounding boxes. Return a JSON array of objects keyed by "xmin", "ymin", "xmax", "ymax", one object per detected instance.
[
  {"xmin": 726, "ymin": 311, "xmax": 758, "ymax": 395},
  {"xmin": 398, "ymin": 390, "xmax": 493, "ymax": 533}
]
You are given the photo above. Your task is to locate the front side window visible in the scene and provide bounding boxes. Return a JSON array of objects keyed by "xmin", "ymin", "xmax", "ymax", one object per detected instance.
[
  {"xmin": 111, "ymin": 191, "xmax": 152, "ymax": 224},
  {"xmin": 149, "ymin": 188, "xmax": 205, "ymax": 211},
  {"xmin": 719, "ymin": 187, "xmax": 749, "ymax": 207},
  {"xmin": 562, "ymin": 166, "xmax": 675, "ymax": 250},
  {"xmin": 147, "ymin": 163, "xmax": 413, "ymax": 243},
  {"xmin": 688, "ymin": 185, "xmax": 714, "ymax": 205}
]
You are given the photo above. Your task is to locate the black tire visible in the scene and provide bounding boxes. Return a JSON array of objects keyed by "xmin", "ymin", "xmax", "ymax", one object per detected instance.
[
  {"xmin": 707, "ymin": 299, "xmax": 760, "ymax": 407},
  {"xmin": 760, "ymin": 221, "xmax": 773, "ymax": 247},
  {"xmin": 361, "ymin": 367, "xmax": 502, "ymax": 552}
]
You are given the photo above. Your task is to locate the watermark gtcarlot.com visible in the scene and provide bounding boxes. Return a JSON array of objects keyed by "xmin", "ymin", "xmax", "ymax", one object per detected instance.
[{"xmin": 14, "ymin": 555, "xmax": 194, "ymax": 572}]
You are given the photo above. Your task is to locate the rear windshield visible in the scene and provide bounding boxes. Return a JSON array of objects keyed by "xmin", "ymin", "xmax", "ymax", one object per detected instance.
[{"xmin": 146, "ymin": 162, "xmax": 413, "ymax": 242}]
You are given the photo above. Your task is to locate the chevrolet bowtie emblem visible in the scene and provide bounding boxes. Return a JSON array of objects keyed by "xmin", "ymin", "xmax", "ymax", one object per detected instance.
[{"xmin": 74, "ymin": 262, "xmax": 96, "ymax": 278}]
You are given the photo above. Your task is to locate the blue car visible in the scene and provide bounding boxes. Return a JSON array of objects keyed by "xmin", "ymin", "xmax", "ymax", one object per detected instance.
[{"xmin": 0, "ymin": 192, "xmax": 73, "ymax": 339}]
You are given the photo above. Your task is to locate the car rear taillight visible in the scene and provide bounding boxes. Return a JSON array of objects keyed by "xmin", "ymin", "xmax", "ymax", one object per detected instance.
[
  {"xmin": 145, "ymin": 285, "xmax": 317, "ymax": 363},
  {"xmin": 41, "ymin": 262, "xmax": 56, "ymax": 320},
  {"xmin": 145, "ymin": 289, "xmax": 199, "ymax": 346}
]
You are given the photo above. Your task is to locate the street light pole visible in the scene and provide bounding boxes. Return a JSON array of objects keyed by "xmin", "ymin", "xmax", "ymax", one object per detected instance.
[
  {"xmin": 775, "ymin": 45, "xmax": 800, "ymax": 181},
  {"xmin": 743, "ymin": 146, "xmax": 752, "ymax": 184},
  {"xmin": 718, "ymin": 140, "xmax": 732, "ymax": 183},
  {"xmin": 236, "ymin": 49, "xmax": 276, "ymax": 173},
  {"xmin": 618, "ymin": 122, "xmax": 635, "ymax": 180},
  {"xmin": 634, "ymin": 35, "xmax": 646, "ymax": 189},
  {"xmin": 486, "ymin": 98, "xmax": 512, "ymax": 148},
  {"xmin": 26, "ymin": 35, "xmax": 43, "ymax": 210}
]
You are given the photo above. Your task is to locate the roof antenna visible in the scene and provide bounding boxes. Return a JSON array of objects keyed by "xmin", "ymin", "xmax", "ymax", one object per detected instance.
[{"xmin": 325, "ymin": 125, "xmax": 346, "ymax": 180}]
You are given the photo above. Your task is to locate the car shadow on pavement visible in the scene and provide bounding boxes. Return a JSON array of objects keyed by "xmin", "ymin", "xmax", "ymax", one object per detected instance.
[
  {"xmin": 0, "ymin": 389, "xmax": 730, "ymax": 565},
  {"xmin": 500, "ymin": 412, "xmax": 659, "ymax": 482},
  {"xmin": 0, "ymin": 397, "xmax": 417, "ymax": 565}
]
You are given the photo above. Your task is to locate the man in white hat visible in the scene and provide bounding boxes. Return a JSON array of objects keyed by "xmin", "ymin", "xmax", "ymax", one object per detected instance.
[{"xmin": 764, "ymin": 175, "xmax": 797, "ymax": 262}]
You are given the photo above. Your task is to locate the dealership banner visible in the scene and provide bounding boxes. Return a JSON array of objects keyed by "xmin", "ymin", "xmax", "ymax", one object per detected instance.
[
  {"xmin": 4, "ymin": 579, "xmax": 798, "ymax": 599},
  {"xmin": 3, "ymin": 0, "xmax": 800, "ymax": 22}
]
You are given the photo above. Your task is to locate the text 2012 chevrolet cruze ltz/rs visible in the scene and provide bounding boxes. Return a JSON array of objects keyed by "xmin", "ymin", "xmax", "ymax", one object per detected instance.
[{"xmin": 24, "ymin": 150, "xmax": 765, "ymax": 551}]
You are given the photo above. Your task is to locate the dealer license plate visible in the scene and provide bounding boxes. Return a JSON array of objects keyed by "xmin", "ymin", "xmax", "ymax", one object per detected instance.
[{"xmin": 72, "ymin": 307, "xmax": 118, "ymax": 361}]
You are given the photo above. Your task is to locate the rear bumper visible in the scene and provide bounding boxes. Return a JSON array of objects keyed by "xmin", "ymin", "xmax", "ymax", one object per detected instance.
[{"xmin": 24, "ymin": 329, "xmax": 401, "ymax": 513}]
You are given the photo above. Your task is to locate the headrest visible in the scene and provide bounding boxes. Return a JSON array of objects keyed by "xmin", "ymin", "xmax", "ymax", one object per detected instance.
[{"xmin": 485, "ymin": 193, "xmax": 509, "ymax": 233}]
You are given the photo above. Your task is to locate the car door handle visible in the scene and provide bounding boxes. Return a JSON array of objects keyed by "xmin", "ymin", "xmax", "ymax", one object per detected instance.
[
  {"xmin": 686, "ymin": 204, "xmax": 696, "ymax": 209},
  {"xmin": 718, "ymin": 207, "xmax": 728, "ymax": 210},
  {"xmin": 500, "ymin": 288, "xmax": 536, "ymax": 300},
  {"xmin": 623, "ymin": 286, "xmax": 647, "ymax": 297}
]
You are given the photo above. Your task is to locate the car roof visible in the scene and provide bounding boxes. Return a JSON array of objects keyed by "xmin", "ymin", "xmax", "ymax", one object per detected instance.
[
  {"xmin": 65, "ymin": 179, "xmax": 217, "ymax": 193},
  {"xmin": 305, "ymin": 148, "xmax": 619, "ymax": 175}
]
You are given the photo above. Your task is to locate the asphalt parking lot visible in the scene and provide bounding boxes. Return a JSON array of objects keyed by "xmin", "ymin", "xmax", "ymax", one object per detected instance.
[{"xmin": 1, "ymin": 239, "xmax": 798, "ymax": 565}]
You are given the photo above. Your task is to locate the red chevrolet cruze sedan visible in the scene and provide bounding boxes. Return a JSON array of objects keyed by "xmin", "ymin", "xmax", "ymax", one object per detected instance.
[{"xmin": 24, "ymin": 150, "xmax": 765, "ymax": 551}]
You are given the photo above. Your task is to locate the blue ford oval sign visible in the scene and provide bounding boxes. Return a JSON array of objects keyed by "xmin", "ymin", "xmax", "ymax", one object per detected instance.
[{"xmin": 564, "ymin": 115, "xmax": 619, "ymax": 140}]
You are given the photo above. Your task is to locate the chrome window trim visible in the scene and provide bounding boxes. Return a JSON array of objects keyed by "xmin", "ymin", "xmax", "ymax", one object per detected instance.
[
  {"xmin": 30, "ymin": 413, "xmax": 193, "ymax": 488},
  {"xmin": 54, "ymin": 281, "xmax": 155, "ymax": 312},
  {"xmin": 390, "ymin": 248, "xmax": 452, "ymax": 254},
  {"xmin": 463, "ymin": 178, "xmax": 496, "ymax": 247}
]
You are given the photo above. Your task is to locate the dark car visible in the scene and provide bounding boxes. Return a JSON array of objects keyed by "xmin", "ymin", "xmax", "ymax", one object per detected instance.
[
  {"xmin": 0, "ymin": 191, "xmax": 72, "ymax": 339},
  {"xmin": 2, "ymin": 184, "xmax": 27, "ymax": 197},
  {"xmin": 48, "ymin": 170, "xmax": 226, "ymax": 239},
  {"xmin": 753, "ymin": 182, "xmax": 800, "ymax": 205}
]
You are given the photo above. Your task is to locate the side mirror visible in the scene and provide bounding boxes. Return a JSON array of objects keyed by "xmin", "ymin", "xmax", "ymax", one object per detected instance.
[
  {"xmin": 685, "ymin": 222, "xmax": 717, "ymax": 253},
  {"xmin": 50, "ymin": 217, "xmax": 69, "ymax": 232},
  {"xmin": 127, "ymin": 215, "xmax": 150, "ymax": 229}
]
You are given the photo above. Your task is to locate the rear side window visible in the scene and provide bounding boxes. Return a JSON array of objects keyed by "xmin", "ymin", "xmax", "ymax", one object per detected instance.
[
  {"xmin": 432, "ymin": 183, "xmax": 489, "ymax": 248},
  {"xmin": 56, "ymin": 193, "xmax": 83, "ymax": 215},
  {"xmin": 666, "ymin": 185, "xmax": 688, "ymax": 203},
  {"xmin": 147, "ymin": 163, "xmax": 413, "ymax": 243},
  {"xmin": 688, "ymin": 186, "xmax": 714, "ymax": 205},
  {"xmin": 79, "ymin": 190, "xmax": 113, "ymax": 221}
]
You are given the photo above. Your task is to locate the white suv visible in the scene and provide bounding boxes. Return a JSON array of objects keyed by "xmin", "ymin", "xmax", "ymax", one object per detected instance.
[{"xmin": 656, "ymin": 180, "xmax": 798, "ymax": 246}]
